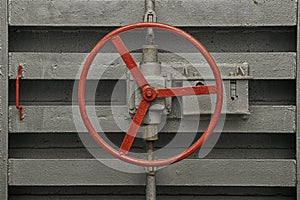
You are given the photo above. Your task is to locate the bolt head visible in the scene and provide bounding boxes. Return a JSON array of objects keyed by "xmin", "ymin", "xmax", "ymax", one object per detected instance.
[
  {"xmin": 142, "ymin": 87, "xmax": 157, "ymax": 102},
  {"xmin": 146, "ymin": 90, "xmax": 152, "ymax": 97}
]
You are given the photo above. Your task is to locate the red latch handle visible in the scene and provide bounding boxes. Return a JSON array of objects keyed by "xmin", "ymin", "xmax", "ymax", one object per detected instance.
[{"xmin": 16, "ymin": 65, "xmax": 24, "ymax": 120}]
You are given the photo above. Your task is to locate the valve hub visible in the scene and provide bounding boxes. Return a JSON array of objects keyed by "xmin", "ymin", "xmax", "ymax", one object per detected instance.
[{"xmin": 143, "ymin": 86, "xmax": 157, "ymax": 101}]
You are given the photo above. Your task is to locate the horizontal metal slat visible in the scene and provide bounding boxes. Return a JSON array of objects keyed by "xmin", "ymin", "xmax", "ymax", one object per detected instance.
[
  {"xmin": 7, "ymin": 196, "xmax": 295, "ymax": 200},
  {"xmin": 9, "ymin": 52, "xmax": 296, "ymax": 80},
  {"xmin": 9, "ymin": 105, "xmax": 296, "ymax": 133},
  {"xmin": 9, "ymin": 0, "xmax": 297, "ymax": 27},
  {"xmin": 8, "ymin": 159, "xmax": 296, "ymax": 187},
  {"xmin": 8, "ymin": 183, "xmax": 296, "ymax": 196},
  {"xmin": 9, "ymin": 133, "xmax": 294, "ymax": 149},
  {"xmin": 8, "ymin": 133, "xmax": 295, "ymax": 159},
  {"xmin": 9, "ymin": 148, "xmax": 295, "ymax": 160}
]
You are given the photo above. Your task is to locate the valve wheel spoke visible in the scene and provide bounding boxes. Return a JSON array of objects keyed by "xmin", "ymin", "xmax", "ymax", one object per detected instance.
[
  {"xmin": 111, "ymin": 35, "xmax": 149, "ymax": 88},
  {"xmin": 156, "ymin": 85, "xmax": 217, "ymax": 98},
  {"xmin": 120, "ymin": 99, "xmax": 151, "ymax": 155}
]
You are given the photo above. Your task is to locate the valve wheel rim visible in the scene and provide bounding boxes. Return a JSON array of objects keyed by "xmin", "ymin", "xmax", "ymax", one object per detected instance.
[{"xmin": 78, "ymin": 22, "xmax": 223, "ymax": 167}]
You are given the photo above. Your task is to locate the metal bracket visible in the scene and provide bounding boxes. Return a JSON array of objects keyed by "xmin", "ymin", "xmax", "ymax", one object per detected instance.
[
  {"xmin": 181, "ymin": 63, "xmax": 251, "ymax": 117},
  {"xmin": 144, "ymin": 0, "xmax": 157, "ymax": 22},
  {"xmin": 15, "ymin": 65, "xmax": 24, "ymax": 120},
  {"xmin": 144, "ymin": 9, "xmax": 157, "ymax": 22}
]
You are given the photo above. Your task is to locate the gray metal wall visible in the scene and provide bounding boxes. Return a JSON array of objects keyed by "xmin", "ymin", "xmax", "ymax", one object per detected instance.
[{"xmin": 0, "ymin": 0, "xmax": 299, "ymax": 199}]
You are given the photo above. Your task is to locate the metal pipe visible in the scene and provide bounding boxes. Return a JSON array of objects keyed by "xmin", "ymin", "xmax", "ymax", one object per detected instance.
[
  {"xmin": 145, "ymin": 0, "xmax": 155, "ymax": 11},
  {"xmin": 144, "ymin": 2, "xmax": 157, "ymax": 199},
  {"xmin": 144, "ymin": 0, "xmax": 156, "ymax": 44},
  {"xmin": 146, "ymin": 28, "xmax": 155, "ymax": 45},
  {"xmin": 146, "ymin": 141, "xmax": 156, "ymax": 200}
]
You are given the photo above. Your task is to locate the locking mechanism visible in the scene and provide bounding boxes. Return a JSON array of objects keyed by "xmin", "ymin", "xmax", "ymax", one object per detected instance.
[
  {"xmin": 181, "ymin": 63, "xmax": 251, "ymax": 117},
  {"xmin": 128, "ymin": 61, "xmax": 251, "ymax": 119}
]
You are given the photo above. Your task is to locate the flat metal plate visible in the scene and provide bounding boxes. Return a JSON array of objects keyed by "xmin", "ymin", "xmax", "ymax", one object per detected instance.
[
  {"xmin": 9, "ymin": 105, "xmax": 295, "ymax": 133},
  {"xmin": 8, "ymin": 159, "xmax": 296, "ymax": 187},
  {"xmin": 182, "ymin": 80, "xmax": 249, "ymax": 116},
  {"xmin": 9, "ymin": 53, "xmax": 295, "ymax": 80},
  {"xmin": 182, "ymin": 64, "xmax": 250, "ymax": 116},
  {"xmin": 9, "ymin": 0, "xmax": 297, "ymax": 26}
]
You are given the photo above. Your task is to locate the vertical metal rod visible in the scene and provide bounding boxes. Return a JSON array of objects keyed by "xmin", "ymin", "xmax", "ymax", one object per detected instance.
[
  {"xmin": 145, "ymin": 0, "xmax": 155, "ymax": 11},
  {"xmin": 146, "ymin": 141, "xmax": 156, "ymax": 200},
  {"xmin": 144, "ymin": 1, "xmax": 157, "ymax": 199},
  {"xmin": 296, "ymin": 1, "xmax": 300, "ymax": 198},
  {"xmin": 0, "ymin": 0, "xmax": 8, "ymax": 198},
  {"xmin": 146, "ymin": 28, "xmax": 155, "ymax": 45},
  {"xmin": 144, "ymin": 0, "xmax": 156, "ymax": 45}
]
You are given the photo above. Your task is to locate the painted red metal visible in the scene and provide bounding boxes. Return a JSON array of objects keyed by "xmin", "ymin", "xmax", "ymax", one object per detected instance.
[
  {"xmin": 142, "ymin": 86, "xmax": 157, "ymax": 102},
  {"xmin": 111, "ymin": 36, "xmax": 149, "ymax": 88},
  {"xmin": 15, "ymin": 65, "xmax": 24, "ymax": 120},
  {"xmin": 157, "ymin": 85, "xmax": 217, "ymax": 98},
  {"xmin": 78, "ymin": 22, "xmax": 223, "ymax": 167},
  {"xmin": 120, "ymin": 99, "xmax": 151, "ymax": 155}
]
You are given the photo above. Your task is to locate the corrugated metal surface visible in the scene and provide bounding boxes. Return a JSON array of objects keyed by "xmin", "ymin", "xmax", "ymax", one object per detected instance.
[{"xmin": 0, "ymin": 0, "xmax": 298, "ymax": 199}]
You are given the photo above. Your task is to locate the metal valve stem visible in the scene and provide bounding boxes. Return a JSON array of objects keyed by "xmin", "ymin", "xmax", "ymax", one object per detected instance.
[
  {"xmin": 146, "ymin": 140, "xmax": 156, "ymax": 200},
  {"xmin": 143, "ymin": 1, "xmax": 158, "ymax": 199}
]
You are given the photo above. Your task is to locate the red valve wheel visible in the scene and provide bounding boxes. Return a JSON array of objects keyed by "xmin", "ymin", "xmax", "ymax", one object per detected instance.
[{"xmin": 78, "ymin": 22, "xmax": 223, "ymax": 167}]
